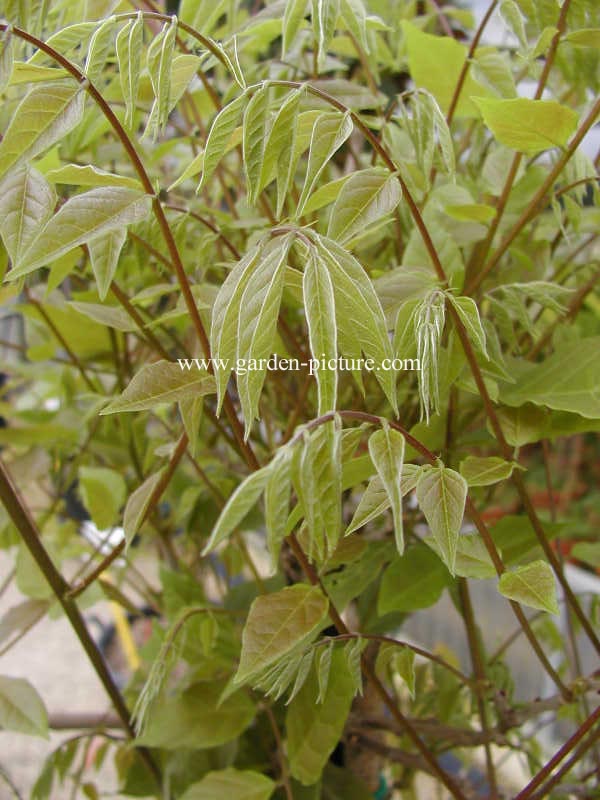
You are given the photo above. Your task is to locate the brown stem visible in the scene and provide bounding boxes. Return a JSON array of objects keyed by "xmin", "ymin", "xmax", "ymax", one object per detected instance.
[
  {"xmin": 0, "ymin": 457, "xmax": 161, "ymax": 786},
  {"xmin": 515, "ymin": 704, "xmax": 600, "ymax": 800}
]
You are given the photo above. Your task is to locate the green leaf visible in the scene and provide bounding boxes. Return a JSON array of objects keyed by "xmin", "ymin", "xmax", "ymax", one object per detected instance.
[
  {"xmin": 237, "ymin": 237, "xmax": 291, "ymax": 434},
  {"xmin": 378, "ymin": 542, "xmax": 451, "ymax": 614},
  {"xmin": 303, "ymin": 175, "xmax": 350, "ymax": 213},
  {"xmin": 283, "ymin": 0, "xmax": 308, "ymax": 56},
  {"xmin": 198, "ymin": 94, "xmax": 248, "ymax": 192},
  {"xmin": 210, "ymin": 244, "xmax": 262, "ymax": 412},
  {"xmin": 0, "ymin": 82, "xmax": 85, "ymax": 181},
  {"xmin": 564, "ymin": 29, "xmax": 600, "ymax": 48},
  {"xmin": 287, "ymin": 647, "xmax": 355, "ymax": 785},
  {"xmin": 316, "ymin": 643, "xmax": 333, "ymax": 703},
  {"xmin": 297, "ymin": 112, "xmax": 353, "ymax": 216},
  {"xmin": 459, "ymin": 456, "xmax": 518, "ymax": 487},
  {"xmin": 202, "ymin": 466, "xmax": 271, "ymax": 555},
  {"xmin": 179, "ymin": 769, "xmax": 275, "ymax": 800},
  {"xmin": 401, "ymin": 21, "xmax": 491, "ymax": 117},
  {"xmin": 243, "ymin": 86, "xmax": 269, "ymax": 204},
  {"xmin": 472, "ymin": 97, "xmax": 579, "ymax": 154},
  {"xmin": 259, "ymin": 88, "xmax": 302, "ymax": 216},
  {"xmin": 88, "ymin": 229, "xmax": 127, "ymax": 300},
  {"xmin": 145, "ymin": 17, "xmax": 178, "ymax": 139},
  {"xmin": 235, "ymin": 584, "xmax": 328, "ymax": 685},
  {"xmin": 416, "ymin": 465, "xmax": 467, "ymax": 575},
  {"xmin": 86, "ymin": 16, "xmax": 116, "ymax": 85},
  {"xmin": 367, "ymin": 424, "xmax": 405, "ymax": 554},
  {"xmin": 444, "ymin": 203, "xmax": 496, "ymax": 223},
  {"xmin": 44, "ymin": 163, "xmax": 142, "ymax": 190},
  {"xmin": 116, "ymin": 13, "xmax": 144, "ymax": 129},
  {"xmin": 498, "ymin": 560, "xmax": 559, "ymax": 614},
  {"xmin": 500, "ymin": 0, "xmax": 527, "ymax": 48},
  {"xmin": 0, "ymin": 675, "xmax": 48, "ymax": 738},
  {"xmin": 317, "ymin": 236, "xmax": 397, "ymax": 412},
  {"xmin": 79, "ymin": 466, "xmax": 126, "ymax": 530},
  {"xmin": 395, "ymin": 646, "xmax": 416, "ymax": 699},
  {"xmin": 0, "ymin": 165, "xmax": 56, "ymax": 265},
  {"xmin": 499, "ymin": 338, "xmax": 600, "ymax": 419},
  {"xmin": 10, "ymin": 187, "xmax": 151, "ymax": 279},
  {"xmin": 123, "ymin": 469, "xmax": 165, "ymax": 545},
  {"xmin": 312, "ymin": 0, "xmax": 340, "ymax": 71},
  {"xmin": 303, "ymin": 248, "xmax": 338, "ymax": 413},
  {"xmin": 101, "ymin": 360, "xmax": 215, "ymax": 413},
  {"xmin": 327, "ymin": 167, "xmax": 401, "ymax": 245},
  {"xmin": 138, "ymin": 681, "xmax": 255, "ymax": 749}
]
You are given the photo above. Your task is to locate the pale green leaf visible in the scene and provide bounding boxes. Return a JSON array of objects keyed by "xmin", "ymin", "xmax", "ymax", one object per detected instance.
[
  {"xmin": 302, "ymin": 175, "xmax": 350, "ymax": 213},
  {"xmin": 10, "ymin": 187, "xmax": 151, "ymax": 279},
  {"xmin": 9, "ymin": 63, "xmax": 66, "ymax": 85},
  {"xmin": 0, "ymin": 676, "xmax": 48, "ymax": 738},
  {"xmin": 86, "ymin": 16, "xmax": 116, "ymax": 85},
  {"xmin": 316, "ymin": 643, "xmax": 333, "ymax": 704},
  {"xmin": 235, "ymin": 584, "xmax": 328, "ymax": 685},
  {"xmin": 283, "ymin": 0, "xmax": 308, "ymax": 56},
  {"xmin": 317, "ymin": 236, "xmax": 397, "ymax": 412},
  {"xmin": 444, "ymin": 203, "xmax": 495, "ymax": 223},
  {"xmin": 146, "ymin": 54, "xmax": 202, "ymax": 139},
  {"xmin": 259, "ymin": 88, "xmax": 302, "ymax": 215},
  {"xmin": 265, "ymin": 452, "xmax": 292, "ymax": 568},
  {"xmin": 237, "ymin": 237, "xmax": 291, "ymax": 434},
  {"xmin": 243, "ymin": 86, "xmax": 269, "ymax": 203},
  {"xmin": 0, "ymin": 600, "xmax": 49, "ymax": 646},
  {"xmin": 297, "ymin": 421, "xmax": 342, "ymax": 560},
  {"xmin": 459, "ymin": 456, "xmax": 517, "ymax": 487},
  {"xmin": 368, "ymin": 424, "xmax": 405, "ymax": 554},
  {"xmin": 145, "ymin": 16, "xmax": 178, "ymax": 139},
  {"xmin": 210, "ymin": 244, "xmax": 261, "ymax": 411},
  {"xmin": 0, "ymin": 165, "xmax": 56, "ymax": 265},
  {"xmin": 327, "ymin": 167, "xmax": 401, "ymax": 244},
  {"xmin": 498, "ymin": 560, "xmax": 559, "ymax": 614},
  {"xmin": 198, "ymin": 93, "xmax": 248, "ymax": 192},
  {"xmin": 0, "ymin": 83, "xmax": 85, "ymax": 181},
  {"xmin": 340, "ymin": 0, "xmax": 370, "ymax": 53},
  {"xmin": 416, "ymin": 465, "xmax": 467, "ymax": 575},
  {"xmin": 287, "ymin": 647, "xmax": 355, "ymax": 785},
  {"xmin": 101, "ymin": 360, "xmax": 216, "ymax": 414},
  {"xmin": 447, "ymin": 294, "xmax": 488, "ymax": 357},
  {"xmin": 500, "ymin": 0, "xmax": 527, "ymax": 47},
  {"xmin": 45, "ymin": 163, "xmax": 142, "ymax": 190},
  {"xmin": 303, "ymin": 248, "xmax": 338, "ymax": 413},
  {"xmin": 345, "ymin": 464, "xmax": 419, "ymax": 535},
  {"xmin": 116, "ymin": 13, "xmax": 143, "ymax": 129},
  {"xmin": 78, "ymin": 466, "xmax": 126, "ymax": 530},
  {"xmin": 179, "ymin": 395, "xmax": 204, "ymax": 458},
  {"xmin": 202, "ymin": 466, "xmax": 271, "ymax": 555},
  {"xmin": 473, "ymin": 97, "xmax": 579, "ymax": 154},
  {"xmin": 313, "ymin": 0, "xmax": 340, "ymax": 71},
  {"xmin": 0, "ymin": 27, "xmax": 14, "ymax": 92},
  {"xmin": 179, "ymin": 769, "xmax": 275, "ymax": 800},
  {"xmin": 88, "ymin": 229, "xmax": 127, "ymax": 300},
  {"xmin": 297, "ymin": 111, "xmax": 353, "ymax": 216},
  {"xmin": 70, "ymin": 301, "xmax": 134, "ymax": 332},
  {"xmin": 425, "ymin": 534, "xmax": 496, "ymax": 579},
  {"xmin": 123, "ymin": 469, "xmax": 165, "ymax": 545}
]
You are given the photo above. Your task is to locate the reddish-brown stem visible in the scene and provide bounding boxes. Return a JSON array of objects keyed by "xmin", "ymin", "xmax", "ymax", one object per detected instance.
[{"xmin": 515, "ymin": 704, "xmax": 600, "ymax": 800}]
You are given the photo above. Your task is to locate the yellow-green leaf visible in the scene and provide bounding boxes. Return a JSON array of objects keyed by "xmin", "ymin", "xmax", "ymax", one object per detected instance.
[{"xmin": 498, "ymin": 560, "xmax": 559, "ymax": 614}]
